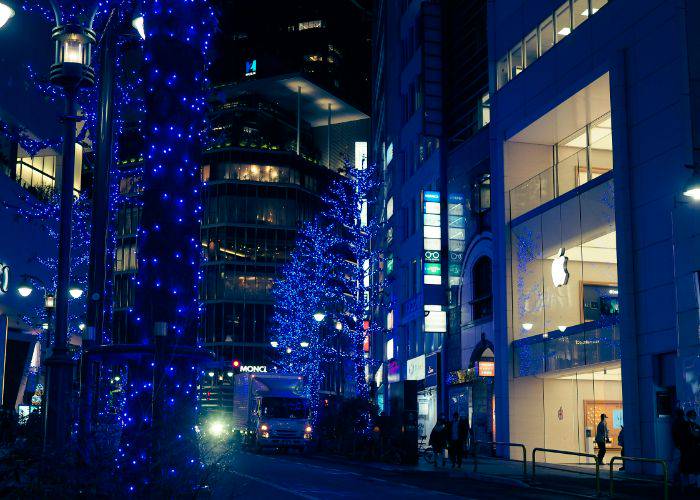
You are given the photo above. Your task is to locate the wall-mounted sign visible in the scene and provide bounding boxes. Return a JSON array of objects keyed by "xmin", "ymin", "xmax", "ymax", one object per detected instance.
[
  {"xmin": 423, "ymin": 191, "xmax": 443, "ymax": 285},
  {"xmin": 387, "ymin": 359, "xmax": 400, "ymax": 383},
  {"xmin": 551, "ymin": 248, "xmax": 569, "ymax": 287},
  {"xmin": 476, "ymin": 361, "xmax": 495, "ymax": 377},
  {"xmin": 425, "ymin": 353, "xmax": 438, "ymax": 387},
  {"xmin": 0, "ymin": 264, "xmax": 8, "ymax": 294},
  {"xmin": 245, "ymin": 59, "xmax": 257, "ymax": 77},
  {"xmin": 241, "ymin": 365, "xmax": 267, "ymax": 373},
  {"xmin": 375, "ymin": 364, "xmax": 384, "ymax": 386},
  {"xmin": 424, "ymin": 305, "xmax": 447, "ymax": 333},
  {"xmin": 407, "ymin": 355, "xmax": 426, "ymax": 381}
]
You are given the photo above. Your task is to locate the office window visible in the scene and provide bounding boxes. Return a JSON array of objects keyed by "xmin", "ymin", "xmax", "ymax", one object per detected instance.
[
  {"xmin": 539, "ymin": 16, "xmax": 555, "ymax": 55},
  {"xmin": 590, "ymin": 0, "xmax": 608, "ymax": 15},
  {"xmin": 472, "ymin": 256, "xmax": 493, "ymax": 320},
  {"xmin": 497, "ymin": 56, "xmax": 509, "ymax": 89},
  {"xmin": 524, "ymin": 29, "xmax": 538, "ymax": 68},
  {"xmin": 478, "ymin": 93, "xmax": 491, "ymax": 128},
  {"xmin": 555, "ymin": 2, "xmax": 572, "ymax": 41},
  {"xmin": 572, "ymin": 0, "xmax": 589, "ymax": 28},
  {"xmin": 510, "ymin": 42, "xmax": 523, "ymax": 78},
  {"xmin": 476, "ymin": 174, "xmax": 491, "ymax": 213}
]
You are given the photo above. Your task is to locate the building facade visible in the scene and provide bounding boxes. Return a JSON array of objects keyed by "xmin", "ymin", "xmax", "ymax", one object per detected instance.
[
  {"xmin": 489, "ymin": 0, "xmax": 700, "ymax": 466},
  {"xmin": 371, "ymin": 0, "xmax": 493, "ymax": 442}
]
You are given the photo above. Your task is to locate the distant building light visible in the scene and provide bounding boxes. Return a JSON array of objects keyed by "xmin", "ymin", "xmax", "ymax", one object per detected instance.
[{"xmin": 245, "ymin": 59, "xmax": 257, "ymax": 77}]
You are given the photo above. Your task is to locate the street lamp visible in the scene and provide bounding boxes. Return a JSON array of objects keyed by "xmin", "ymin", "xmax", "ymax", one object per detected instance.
[
  {"xmin": 0, "ymin": 1, "xmax": 14, "ymax": 29},
  {"xmin": 131, "ymin": 8, "xmax": 145, "ymax": 40},
  {"xmin": 682, "ymin": 167, "xmax": 700, "ymax": 201},
  {"xmin": 68, "ymin": 284, "xmax": 83, "ymax": 299},
  {"xmin": 300, "ymin": 341, "xmax": 310, "ymax": 348},
  {"xmin": 17, "ymin": 278, "xmax": 34, "ymax": 298},
  {"xmin": 270, "ymin": 340, "xmax": 279, "ymax": 348},
  {"xmin": 313, "ymin": 311, "xmax": 326, "ymax": 322}
]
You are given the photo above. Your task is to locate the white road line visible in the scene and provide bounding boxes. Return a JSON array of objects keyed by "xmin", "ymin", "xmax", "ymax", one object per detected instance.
[{"xmin": 228, "ymin": 470, "xmax": 319, "ymax": 500}]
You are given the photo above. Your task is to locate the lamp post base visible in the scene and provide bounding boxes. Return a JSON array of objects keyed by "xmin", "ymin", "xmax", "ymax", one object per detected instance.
[{"xmin": 43, "ymin": 347, "xmax": 75, "ymax": 452}]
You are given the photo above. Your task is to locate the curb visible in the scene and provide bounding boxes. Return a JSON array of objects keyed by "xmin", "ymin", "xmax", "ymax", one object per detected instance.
[{"xmin": 462, "ymin": 471, "xmax": 530, "ymax": 489}]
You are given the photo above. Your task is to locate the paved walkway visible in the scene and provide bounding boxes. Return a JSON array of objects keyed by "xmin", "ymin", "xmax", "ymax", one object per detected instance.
[{"xmin": 317, "ymin": 451, "xmax": 683, "ymax": 498}]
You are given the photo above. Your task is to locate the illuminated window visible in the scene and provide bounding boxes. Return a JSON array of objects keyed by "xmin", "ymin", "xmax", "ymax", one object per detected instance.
[
  {"xmin": 298, "ymin": 20, "xmax": 324, "ymax": 30},
  {"xmin": 387, "ymin": 197, "xmax": 394, "ymax": 220}
]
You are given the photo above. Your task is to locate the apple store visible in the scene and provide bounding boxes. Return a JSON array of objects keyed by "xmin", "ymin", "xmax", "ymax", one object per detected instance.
[{"xmin": 504, "ymin": 75, "xmax": 622, "ymax": 463}]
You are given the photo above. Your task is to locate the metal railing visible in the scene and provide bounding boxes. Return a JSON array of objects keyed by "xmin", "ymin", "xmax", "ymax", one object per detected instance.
[
  {"xmin": 475, "ymin": 440, "xmax": 528, "ymax": 479},
  {"xmin": 532, "ymin": 448, "xmax": 600, "ymax": 497},
  {"xmin": 609, "ymin": 456, "xmax": 668, "ymax": 500}
]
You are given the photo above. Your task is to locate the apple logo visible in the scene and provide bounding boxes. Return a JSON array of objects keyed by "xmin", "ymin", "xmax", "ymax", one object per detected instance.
[{"xmin": 551, "ymin": 248, "xmax": 569, "ymax": 287}]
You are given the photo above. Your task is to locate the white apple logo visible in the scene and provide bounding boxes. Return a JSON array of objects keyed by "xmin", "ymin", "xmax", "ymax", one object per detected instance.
[{"xmin": 551, "ymin": 248, "xmax": 569, "ymax": 287}]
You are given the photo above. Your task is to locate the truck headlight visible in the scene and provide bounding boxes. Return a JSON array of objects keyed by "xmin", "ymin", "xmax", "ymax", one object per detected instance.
[{"xmin": 209, "ymin": 421, "xmax": 225, "ymax": 437}]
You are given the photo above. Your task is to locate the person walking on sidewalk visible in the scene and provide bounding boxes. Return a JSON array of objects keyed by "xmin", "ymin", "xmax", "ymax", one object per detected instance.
[
  {"xmin": 595, "ymin": 413, "xmax": 611, "ymax": 465},
  {"xmin": 429, "ymin": 416, "xmax": 447, "ymax": 468},
  {"xmin": 447, "ymin": 412, "xmax": 464, "ymax": 468}
]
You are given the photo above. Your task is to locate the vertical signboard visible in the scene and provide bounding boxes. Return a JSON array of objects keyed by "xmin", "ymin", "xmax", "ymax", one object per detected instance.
[{"xmin": 423, "ymin": 191, "xmax": 442, "ymax": 285}]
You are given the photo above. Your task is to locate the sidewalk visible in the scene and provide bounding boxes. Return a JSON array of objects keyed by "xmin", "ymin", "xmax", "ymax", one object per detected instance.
[{"xmin": 317, "ymin": 451, "xmax": 681, "ymax": 498}]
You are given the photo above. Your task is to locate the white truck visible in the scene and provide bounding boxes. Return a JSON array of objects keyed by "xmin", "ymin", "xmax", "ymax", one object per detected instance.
[{"xmin": 232, "ymin": 373, "xmax": 313, "ymax": 452}]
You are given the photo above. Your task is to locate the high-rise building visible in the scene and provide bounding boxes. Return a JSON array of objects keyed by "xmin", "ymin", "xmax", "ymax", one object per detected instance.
[
  {"xmin": 488, "ymin": 0, "xmax": 700, "ymax": 467},
  {"xmin": 370, "ymin": 0, "xmax": 493, "ymax": 442},
  {"xmin": 112, "ymin": 0, "xmax": 372, "ymax": 417}
]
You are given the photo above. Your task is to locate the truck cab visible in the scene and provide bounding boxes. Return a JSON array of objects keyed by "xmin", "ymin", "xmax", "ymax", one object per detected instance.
[{"xmin": 253, "ymin": 394, "xmax": 312, "ymax": 451}]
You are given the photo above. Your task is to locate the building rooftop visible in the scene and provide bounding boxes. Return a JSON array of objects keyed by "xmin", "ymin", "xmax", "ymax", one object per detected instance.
[{"xmin": 210, "ymin": 73, "xmax": 369, "ymax": 128}]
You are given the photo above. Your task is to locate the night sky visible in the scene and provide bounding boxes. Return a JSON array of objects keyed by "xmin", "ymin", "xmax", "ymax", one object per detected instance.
[{"xmin": 0, "ymin": 7, "xmax": 63, "ymax": 141}]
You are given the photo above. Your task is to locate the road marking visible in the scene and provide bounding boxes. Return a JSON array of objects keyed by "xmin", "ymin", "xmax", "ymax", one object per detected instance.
[{"xmin": 227, "ymin": 470, "xmax": 318, "ymax": 499}]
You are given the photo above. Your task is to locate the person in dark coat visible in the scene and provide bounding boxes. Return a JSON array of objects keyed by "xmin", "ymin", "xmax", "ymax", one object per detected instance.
[
  {"xmin": 447, "ymin": 412, "xmax": 463, "ymax": 468},
  {"xmin": 429, "ymin": 416, "xmax": 447, "ymax": 468},
  {"xmin": 618, "ymin": 425, "xmax": 625, "ymax": 470},
  {"xmin": 595, "ymin": 413, "xmax": 610, "ymax": 465}
]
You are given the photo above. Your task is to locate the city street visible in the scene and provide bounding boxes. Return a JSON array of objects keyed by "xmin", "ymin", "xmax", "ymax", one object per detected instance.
[{"xmin": 206, "ymin": 451, "xmax": 565, "ymax": 499}]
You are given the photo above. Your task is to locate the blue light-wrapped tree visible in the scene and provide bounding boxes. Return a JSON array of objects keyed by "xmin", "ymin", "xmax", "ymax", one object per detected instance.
[
  {"xmin": 116, "ymin": 0, "xmax": 216, "ymax": 494},
  {"xmin": 322, "ymin": 161, "xmax": 386, "ymax": 404},
  {"xmin": 271, "ymin": 218, "xmax": 346, "ymax": 421}
]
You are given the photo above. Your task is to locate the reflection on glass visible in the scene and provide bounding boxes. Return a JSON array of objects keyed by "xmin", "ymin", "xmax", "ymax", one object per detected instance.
[
  {"xmin": 525, "ymin": 30, "xmax": 538, "ymax": 68},
  {"xmin": 539, "ymin": 16, "xmax": 555, "ymax": 55},
  {"xmin": 510, "ymin": 42, "xmax": 523, "ymax": 78}
]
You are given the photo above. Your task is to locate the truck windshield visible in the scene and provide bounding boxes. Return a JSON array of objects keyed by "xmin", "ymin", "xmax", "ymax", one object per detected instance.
[{"xmin": 261, "ymin": 397, "xmax": 308, "ymax": 419}]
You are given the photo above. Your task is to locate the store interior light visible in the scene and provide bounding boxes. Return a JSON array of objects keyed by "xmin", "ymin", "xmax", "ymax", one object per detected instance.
[
  {"xmin": 0, "ymin": 2, "xmax": 15, "ymax": 29},
  {"xmin": 557, "ymin": 27, "xmax": 571, "ymax": 36},
  {"xmin": 558, "ymin": 325, "xmax": 567, "ymax": 332},
  {"xmin": 522, "ymin": 323, "xmax": 533, "ymax": 331}
]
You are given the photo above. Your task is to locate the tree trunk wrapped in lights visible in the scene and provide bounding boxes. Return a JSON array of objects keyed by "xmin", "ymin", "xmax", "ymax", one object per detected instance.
[{"xmin": 117, "ymin": 0, "xmax": 216, "ymax": 494}]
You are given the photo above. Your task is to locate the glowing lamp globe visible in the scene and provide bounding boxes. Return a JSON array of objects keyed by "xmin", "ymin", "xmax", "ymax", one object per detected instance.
[
  {"xmin": 17, "ymin": 281, "xmax": 33, "ymax": 297},
  {"xmin": 132, "ymin": 14, "xmax": 145, "ymax": 40},
  {"xmin": 300, "ymin": 341, "xmax": 310, "ymax": 348},
  {"xmin": 0, "ymin": 2, "xmax": 15, "ymax": 29},
  {"xmin": 69, "ymin": 285, "xmax": 83, "ymax": 299},
  {"xmin": 313, "ymin": 311, "xmax": 326, "ymax": 322},
  {"xmin": 683, "ymin": 169, "xmax": 700, "ymax": 201},
  {"xmin": 50, "ymin": 24, "xmax": 96, "ymax": 88}
]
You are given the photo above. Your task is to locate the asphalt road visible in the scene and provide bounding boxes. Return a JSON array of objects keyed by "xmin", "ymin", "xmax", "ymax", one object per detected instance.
[{"xmin": 205, "ymin": 450, "xmax": 572, "ymax": 499}]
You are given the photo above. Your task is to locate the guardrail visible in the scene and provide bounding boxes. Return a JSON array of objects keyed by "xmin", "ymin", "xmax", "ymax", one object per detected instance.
[
  {"xmin": 475, "ymin": 441, "xmax": 528, "ymax": 479},
  {"xmin": 532, "ymin": 448, "xmax": 600, "ymax": 497},
  {"xmin": 609, "ymin": 456, "xmax": 668, "ymax": 500}
]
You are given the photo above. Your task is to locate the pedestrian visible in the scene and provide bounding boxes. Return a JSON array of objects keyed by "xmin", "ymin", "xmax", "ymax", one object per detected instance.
[
  {"xmin": 595, "ymin": 413, "xmax": 610, "ymax": 465},
  {"xmin": 447, "ymin": 412, "xmax": 463, "ymax": 468},
  {"xmin": 618, "ymin": 425, "xmax": 625, "ymax": 471},
  {"xmin": 429, "ymin": 416, "xmax": 447, "ymax": 468}
]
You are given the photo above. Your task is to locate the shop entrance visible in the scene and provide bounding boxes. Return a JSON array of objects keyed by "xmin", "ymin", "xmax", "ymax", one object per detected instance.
[{"xmin": 417, "ymin": 387, "xmax": 437, "ymax": 442}]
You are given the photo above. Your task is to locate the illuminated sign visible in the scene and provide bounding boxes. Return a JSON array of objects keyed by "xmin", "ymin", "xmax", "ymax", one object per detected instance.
[
  {"xmin": 407, "ymin": 355, "xmax": 426, "ymax": 381},
  {"xmin": 0, "ymin": 264, "xmax": 8, "ymax": 294},
  {"xmin": 245, "ymin": 59, "xmax": 257, "ymax": 76},
  {"xmin": 423, "ymin": 190, "xmax": 443, "ymax": 285},
  {"xmin": 386, "ymin": 338, "xmax": 394, "ymax": 359},
  {"xmin": 424, "ymin": 250, "xmax": 440, "ymax": 263},
  {"xmin": 477, "ymin": 361, "xmax": 495, "ymax": 377},
  {"xmin": 423, "ymin": 263, "xmax": 441, "ymax": 275},
  {"xmin": 240, "ymin": 365, "xmax": 267, "ymax": 373},
  {"xmin": 375, "ymin": 364, "xmax": 384, "ymax": 386},
  {"xmin": 387, "ymin": 360, "xmax": 400, "ymax": 382},
  {"xmin": 551, "ymin": 248, "xmax": 570, "ymax": 287},
  {"xmin": 424, "ymin": 305, "xmax": 447, "ymax": 333}
]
